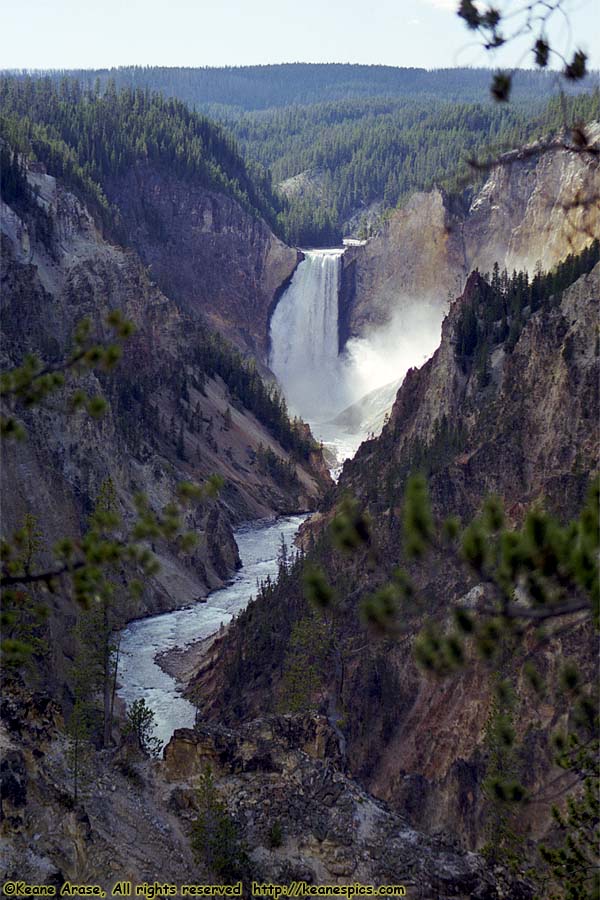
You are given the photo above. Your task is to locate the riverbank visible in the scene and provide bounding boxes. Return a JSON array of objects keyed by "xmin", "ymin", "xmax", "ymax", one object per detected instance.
[
  {"xmin": 116, "ymin": 514, "xmax": 309, "ymax": 746},
  {"xmin": 155, "ymin": 633, "xmax": 218, "ymax": 686}
]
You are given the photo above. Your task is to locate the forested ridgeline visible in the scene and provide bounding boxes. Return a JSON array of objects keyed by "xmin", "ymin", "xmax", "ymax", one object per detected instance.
[
  {"xmin": 235, "ymin": 98, "xmax": 542, "ymax": 241},
  {"xmin": 236, "ymin": 89, "xmax": 600, "ymax": 243},
  {"xmin": 8, "ymin": 63, "xmax": 593, "ymax": 110},
  {"xmin": 0, "ymin": 76, "xmax": 281, "ymax": 237},
  {"xmin": 453, "ymin": 239, "xmax": 600, "ymax": 372},
  {"xmin": 3, "ymin": 69, "xmax": 598, "ymax": 246}
]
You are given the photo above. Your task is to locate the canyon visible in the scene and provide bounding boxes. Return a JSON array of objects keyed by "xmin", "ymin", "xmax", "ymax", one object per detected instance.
[
  {"xmin": 183, "ymin": 128, "xmax": 600, "ymax": 855},
  {"xmin": 194, "ymin": 253, "xmax": 599, "ymax": 849},
  {"xmin": 2, "ymin": 92, "xmax": 599, "ymax": 899},
  {"xmin": 0, "ymin": 157, "xmax": 330, "ymax": 702}
]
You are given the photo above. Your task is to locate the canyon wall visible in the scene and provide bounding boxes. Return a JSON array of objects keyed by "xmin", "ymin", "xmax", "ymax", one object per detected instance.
[
  {"xmin": 197, "ymin": 260, "xmax": 599, "ymax": 848},
  {"xmin": 340, "ymin": 126, "xmax": 600, "ymax": 344},
  {"xmin": 332, "ymin": 261, "xmax": 599, "ymax": 838},
  {"xmin": 104, "ymin": 164, "xmax": 300, "ymax": 357},
  {"xmin": 0, "ymin": 161, "xmax": 329, "ymax": 698}
]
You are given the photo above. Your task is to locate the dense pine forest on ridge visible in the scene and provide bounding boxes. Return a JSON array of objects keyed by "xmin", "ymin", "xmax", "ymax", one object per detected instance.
[
  {"xmin": 9, "ymin": 63, "xmax": 591, "ymax": 109},
  {"xmin": 2, "ymin": 67, "xmax": 598, "ymax": 245},
  {"xmin": 0, "ymin": 76, "xmax": 282, "ymax": 237}
]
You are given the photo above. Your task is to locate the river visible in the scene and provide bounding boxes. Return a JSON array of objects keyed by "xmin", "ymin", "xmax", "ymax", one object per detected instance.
[{"xmin": 116, "ymin": 514, "xmax": 308, "ymax": 747}]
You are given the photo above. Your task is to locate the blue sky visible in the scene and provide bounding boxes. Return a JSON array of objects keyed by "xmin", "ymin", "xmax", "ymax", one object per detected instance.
[{"xmin": 3, "ymin": 0, "xmax": 598, "ymax": 71}]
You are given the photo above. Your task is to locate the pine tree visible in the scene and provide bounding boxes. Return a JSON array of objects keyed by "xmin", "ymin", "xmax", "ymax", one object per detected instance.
[
  {"xmin": 66, "ymin": 700, "xmax": 90, "ymax": 804},
  {"xmin": 177, "ymin": 422, "xmax": 186, "ymax": 460},
  {"xmin": 190, "ymin": 766, "xmax": 249, "ymax": 881},
  {"xmin": 77, "ymin": 477, "xmax": 127, "ymax": 748},
  {"xmin": 124, "ymin": 698, "xmax": 162, "ymax": 757},
  {"xmin": 279, "ymin": 613, "xmax": 330, "ymax": 713},
  {"xmin": 0, "ymin": 513, "xmax": 49, "ymax": 668}
]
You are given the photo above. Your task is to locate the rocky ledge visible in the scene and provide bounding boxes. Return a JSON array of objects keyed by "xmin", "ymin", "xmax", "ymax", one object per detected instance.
[
  {"xmin": 1, "ymin": 682, "xmax": 532, "ymax": 899},
  {"xmin": 164, "ymin": 716, "xmax": 532, "ymax": 899}
]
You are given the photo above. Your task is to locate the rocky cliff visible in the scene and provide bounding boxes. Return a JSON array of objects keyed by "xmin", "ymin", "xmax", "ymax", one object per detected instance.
[
  {"xmin": 104, "ymin": 164, "xmax": 300, "ymax": 358},
  {"xmin": 340, "ymin": 125, "xmax": 600, "ymax": 343},
  {"xmin": 327, "ymin": 262, "xmax": 599, "ymax": 839},
  {"xmin": 1, "ymin": 682, "xmax": 532, "ymax": 899},
  {"xmin": 343, "ymin": 261, "xmax": 599, "ymax": 521},
  {"xmin": 0, "ymin": 158, "xmax": 329, "ymax": 698},
  {"xmin": 196, "ymin": 259, "xmax": 599, "ymax": 850}
]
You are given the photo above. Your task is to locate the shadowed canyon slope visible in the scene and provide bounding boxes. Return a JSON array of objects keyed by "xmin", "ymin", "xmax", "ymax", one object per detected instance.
[
  {"xmin": 194, "ymin": 256, "xmax": 600, "ymax": 846},
  {"xmin": 0, "ymin": 158, "xmax": 330, "ymax": 700},
  {"xmin": 104, "ymin": 164, "xmax": 300, "ymax": 356}
]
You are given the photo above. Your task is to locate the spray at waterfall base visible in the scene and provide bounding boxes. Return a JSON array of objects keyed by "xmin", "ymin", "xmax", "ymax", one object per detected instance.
[{"xmin": 269, "ymin": 248, "xmax": 445, "ymax": 469}]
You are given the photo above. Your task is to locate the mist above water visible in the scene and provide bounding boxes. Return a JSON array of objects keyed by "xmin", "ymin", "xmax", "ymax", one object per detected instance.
[
  {"xmin": 343, "ymin": 300, "xmax": 445, "ymax": 405},
  {"xmin": 269, "ymin": 248, "xmax": 445, "ymax": 467}
]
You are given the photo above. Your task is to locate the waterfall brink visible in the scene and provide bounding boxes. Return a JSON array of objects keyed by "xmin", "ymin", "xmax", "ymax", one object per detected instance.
[{"xmin": 269, "ymin": 249, "xmax": 346, "ymax": 423}]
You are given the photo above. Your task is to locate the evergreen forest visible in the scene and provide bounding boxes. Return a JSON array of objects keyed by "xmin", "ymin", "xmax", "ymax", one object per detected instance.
[{"xmin": 2, "ymin": 67, "xmax": 598, "ymax": 246}]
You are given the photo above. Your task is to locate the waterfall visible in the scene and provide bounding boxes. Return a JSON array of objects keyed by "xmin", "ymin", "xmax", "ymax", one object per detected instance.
[
  {"xmin": 269, "ymin": 246, "xmax": 445, "ymax": 470},
  {"xmin": 269, "ymin": 249, "xmax": 347, "ymax": 424}
]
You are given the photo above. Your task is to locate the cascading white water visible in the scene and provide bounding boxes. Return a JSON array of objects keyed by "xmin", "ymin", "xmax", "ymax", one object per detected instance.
[
  {"xmin": 269, "ymin": 247, "xmax": 446, "ymax": 470},
  {"xmin": 269, "ymin": 249, "xmax": 348, "ymax": 423},
  {"xmin": 117, "ymin": 515, "xmax": 307, "ymax": 747}
]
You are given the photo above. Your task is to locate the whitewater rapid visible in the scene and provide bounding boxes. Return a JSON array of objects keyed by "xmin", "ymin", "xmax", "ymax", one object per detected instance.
[{"xmin": 116, "ymin": 514, "xmax": 307, "ymax": 747}]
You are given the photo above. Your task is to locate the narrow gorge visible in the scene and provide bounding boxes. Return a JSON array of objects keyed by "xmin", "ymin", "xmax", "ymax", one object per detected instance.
[{"xmin": 1, "ymin": 66, "xmax": 599, "ymax": 900}]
